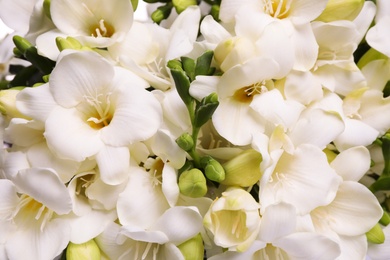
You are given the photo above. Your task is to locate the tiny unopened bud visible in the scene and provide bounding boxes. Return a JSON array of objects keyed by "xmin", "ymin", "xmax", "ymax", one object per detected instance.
[
  {"xmin": 176, "ymin": 133, "xmax": 194, "ymax": 151},
  {"xmin": 172, "ymin": 0, "xmax": 197, "ymax": 14},
  {"xmin": 222, "ymin": 149, "xmax": 263, "ymax": 187},
  {"xmin": 201, "ymin": 155, "xmax": 225, "ymax": 183},
  {"xmin": 66, "ymin": 240, "xmax": 101, "ymax": 260},
  {"xmin": 56, "ymin": 37, "xmax": 83, "ymax": 51},
  {"xmin": 151, "ymin": 3, "xmax": 173, "ymax": 24},
  {"xmin": 167, "ymin": 59, "xmax": 183, "ymax": 71},
  {"xmin": 366, "ymin": 223, "xmax": 385, "ymax": 244},
  {"xmin": 379, "ymin": 210, "xmax": 390, "ymax": 226},
  {"xmin": 13, "ymin": 36, "xmax": 33, "ymax": 55},
  {"xmin": 179, "ymin": 168, "xmax": 207, "ymax": 198},
  {"xmin": 177, "ymin": 233, "xmax": 204, "ymax": 260},
  {"xmin": 316, "ymin": 0, "xmax": 365, "ymax": 22}
]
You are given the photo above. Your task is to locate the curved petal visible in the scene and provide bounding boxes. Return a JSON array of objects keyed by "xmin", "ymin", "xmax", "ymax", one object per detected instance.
[
  {"xmin": 338, "ymin": 234, "xmax": 367, "ymax": 260},
  {"xmin": 0, "ymin": 179, "xmax": 18, "ymax": 220},
  {"xmin": 259, "ymin": 202, "xmax": 297, "ymax": 242},
  {"xmin": 291, "ymin": 23, "xmax": 318, "ymax": 71},
  {"xmin": 150, "ymin": 206, "xmax": 202, "ymax": 245},
  {"xmin": 95, "ymin": 145, "xmax": 130, "ymax": 185},
  {"xmin": 161, "ymin": 164, "xmax": 180, "ymax": 208},
  {"xmin": 13, "ymin": 168, "xmax": 72, "ymax": 215},
  {"xmin": 283, "ymin": 70, "xmax": 323, "ymax": 105},
  {"xmin": 290, "ymin": 0, "xmax": 328, "ymax": 23},
  {"xmin": 330, "ymin": 146, "xmax": 370, "ymax": 181},
  {"xmin": 4, "ymin": 118, "xmax": 44, "ymax": 147},
  {"xmin": 200, "ymin": 15, "xmax": 230, "ymax": 44},
  {"xmin": 366, "ymin": 17, "xmax": 390, "ymax": 58},
  {"xmin": 49, "ymin": 51, "xmax": 114, "ymax": 108},
  {"xmin": 44, "ymin": 106, "xmax": 104, "ymax": 161},
  {"xmin": 119, "ymin": 226, "xmax": 169, "ymax": 244}
]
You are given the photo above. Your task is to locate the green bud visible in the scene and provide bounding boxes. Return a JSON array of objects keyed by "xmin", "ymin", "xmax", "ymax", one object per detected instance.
[
  {"xmin": 176, "ymin": 132, "xmax": 194, "ymax": 151},
  {"xmin": 201, "ymin": 155, "xmax": 225, "ymax": 183},
  {"xmin": 172, "ymin": 0, "xmax": 197, "ymax": 14},
  {"xmin": 195, "ymin": 50, "xmax": 215, "ymax": 77},
  {"xmin": 379, "ymin": 210, "xmax": 390, "ymax": 226},
  {"xmin": 177, "ymin": 233, "xmax": 204, "ymax": 260},
  {"xmin": 56, "ymin": 37, "xmax": 83, "ymax": 51},
  {"xmin": 13, "ymin": 36, "xmax": 33, "ymax": 55},
  {"xmin": 179, "ymin": 168, "xmax": 207, "ymax": 198},
  {"xmin": 170, "ymin": 68, "xmax": 193, "ymax": 105},
  {"xmin": 151, "ymin": 3, "xmax": 173, "ymax": 24},
  {"xmin": 222, "ymin": 149, "xmax": 263, "ymax": 187},
  {"xmin": 66, "ymin": 240, "xmax": 101, "ymax": 260},
  {"xmin": 323, "ymin": 148, "xmax": 338, "ymax": 163},
  {"xmin": 181, "ymin": 57, "xmax": 196, "ymax": 81},
  {"xmin": 43, "ymin": 0, "xmax": 51, "ymax": 19},
  {"xmin": 316, "ymin": 0, "xmax": 365, "ymax": 22},
  {"xmin": 194, "ymin": 92, "xmax": 219, "ymax": 128},
  {"xmin": 366, "ymin": 223, "xmax": 385, "ymax": 244},
  {"xmin": 167, "ymin": 59, "xmax": 183, "ymax": 71},
  {"xmin": 131, "ymin": 0, "xmax": 138, "ymax": 11}
]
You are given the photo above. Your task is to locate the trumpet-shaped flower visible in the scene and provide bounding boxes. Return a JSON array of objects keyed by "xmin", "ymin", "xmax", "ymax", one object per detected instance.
[
  {"xmin": 203, "ymin": 187, "xmax": 261, "ymax": 252},
  {"xmin": 16, "ymin": 51, "xmax": 162, "ymax": 185}
]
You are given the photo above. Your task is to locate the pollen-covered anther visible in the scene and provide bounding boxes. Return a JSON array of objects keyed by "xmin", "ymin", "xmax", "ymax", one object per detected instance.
[{"xmin": 263, "ymin": 0, "xmax": 292, "ymax": 19}]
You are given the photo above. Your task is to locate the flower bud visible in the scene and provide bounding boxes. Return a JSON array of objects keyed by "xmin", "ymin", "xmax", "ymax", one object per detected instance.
[
  {"xmin": 43, "ymin": 0, "xmax": 51, "ymax": 19},
  {"xmin": 179, "ymin": 168, "xmax": 207, "ymax": 198},
  {"xmin": 0, "ymin": 88, "xmax": 27, "ymax": 119},
  {"xmin": 316, "ymin": 0, "xmax": 365, "ymax": 22},
  {"xmin": 323, "ymin": 148, "xmax": 338, "ymax": 163},
  {"xmin": 222, "ymin": 149, "xmax": 263, "ymax": 187},
  {"xmin": 366, "ymin": 223, "xmax": 385, "ymax": 244},
  {"xmin": 176, "ymin": 132, "xmax": 194, "ymax": 151},
  {"xmin": 66, "ymin": 240, "xmax": 101, "ymax": 260},
  {"xmin": 56, "ymin": 37, "xmax": 90, "ymax": 51},
  {"xmin": 151, "ymin": 3, "xmax": 173, "ymax": 24},
  {"xmin": 13, "ymin": 36, "xmax": 33, "ymax": 56},
  {"xmin": 379, "ymin": 210, "xmax": 390, "ymax": 226},
  {"xmin": 172, "ymin": 0, "xmax": 197, "ymax": 14},
  {"xmin": 214, "ymin": 37, "xmax": 256, "ymax": 72},
  {"xmin": 177, "ymin": 233, "xmax": 204, "ymax": 260},
  {"xmin": 200, "ymin": 155, "xmax": 225, "ymax": 183}
]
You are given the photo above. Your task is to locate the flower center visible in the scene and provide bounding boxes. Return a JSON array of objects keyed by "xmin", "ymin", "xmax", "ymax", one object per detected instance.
[
  {"xmin": 144, "ymin": 157, "xmax": 164, "ymax": 188},
  {"xmin": 233, "ymin": 81, "xmax": 268, "ymax": 103},
  {"xmin": 263, "ymin": 0, "xmax": 292, "ymax": 19},
  {"xmin": 133, "ymin": 241, "xmax": 161, "ymax": 260},
  {"xmin": 83, "ymin": 92, "xmax": 113, "ymax": 129},
  {"xmin": 256, "ymin": 244, "xmax": 289, "ymax": 259},
  {"xmin": 75, "ymin": 172, "xmax": 96, "ymax": 197},
  {"xmin": 12, "ymin": 194, "xmax": 54, "ymax": 232},
  {"xmin": 89, "ymin": 19, "xmax": 115, "ymax": 38},
  {"xmin": 213, "ymin": 210, "xmax": 248, "ymax": 240}
]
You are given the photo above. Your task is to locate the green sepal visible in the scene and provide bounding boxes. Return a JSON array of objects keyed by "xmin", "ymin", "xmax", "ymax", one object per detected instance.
[
  {"xmin": 194, "ymin": 92, "xmax": 219, "ymax": 128},
  {"xmin": 43, "ymin": 0, "xmax": 51, "ymax": 19},
  {"xmin": 369, "ymin": 176, "xmax": 390, "ymax": 193},
  {"xmin": 210, "ymin": 5, "xmax": 220, "ymax": 21},
  {"xmin": 366, "ymin": 223, "xmax": 385, "ymax": 244},
  {"xmin": 167, "ymin": 59, "xmax": 183, "ymax": 71},
  {"xmin": 178, "ymin": 160, "xmax": 194, "ymax": 175},
  {"xmin": 170, "ymin": 69, "xmax": 193, "ymax": 106},
  {"xmin": 131, "ymin": 0, "xmax": 138, "ymax": 11},
  {"xmin": 172, "ymin": 0, "xmax": 197, "ymax": 13},
  {"xmin": 195, "ymin": 50, "xmax": 215, "ymax": 77},
  {"xmin": 181, "ymin": 57, "xmax": 196, "ymax": 81}
]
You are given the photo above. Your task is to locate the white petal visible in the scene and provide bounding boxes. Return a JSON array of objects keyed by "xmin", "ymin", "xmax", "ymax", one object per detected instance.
[
  {"xmin": 2, "ymin": 150, "xmax": 30, "ymax": 179},
  {"xmin": 150, "ymin": 207, "xmax": 203, "ymax": 245},
  {"xmin": 289, "ymin": 108, "xmax": 344, "ymax": 149},
  {"xmin": 119, "ymin": 226, "xmax": 169, "ymax": 244},
  {"xmin": 367, "ymin": 224, "xmax": 390, "ymax": 260},
  {"xmin": 212, "ymin": 99, "xmax": 265, "ymax": 146},
  {"xmin": 319, "ymin": 181, "xmax": 382, "ymax": 236},
  {"xmin": 67, "ymin": 209, "xmax": 117, "ymax": 244},
  {"xmin": 200, "ymin": 15, "xmax": 230, "ymax": 44},
  {"xmin": 49, "ymin": 51, "xmax": 114, "ymax": 108},
  {"xmin": 259, "ymin": 202, "xmax": 297, "ymax": 242},
  {"xmin": 291, "ymin": 23, "xmax": 318, "ymax": 71},
  {"xmin": 360, "ymin": 90, "xmax": 390, "ymax": 134},
  {"xmin": 290, "ymin": 0, "xmax": 328, "ymax": 23},
  {"xmin": 0, "ymin": 0, "xmax": 36, "ymax": 33},
  {"xmin": 117, "ymin": 167, "xmax": 170, "ymax": 229},
  {"xmin": 13, "ymin": 168, "xmax": 72, "ymax": 215},
  {"xmin": 4, "ymin": 118, "xmax": 44, "ymax": 147},
  {"xmin": 283, "ymin": 70, "xmax": 323, "ymax": 105},
  {"xmin": 96, "ymin": 145, "xmax": 130, "ymax": 185},
  {"xmin": 162, "ymin": 164, "xmax": 180, "ymax": 208},
  {"xmin": 353, "ymin": 1, "xmax": 376, "ymax": 43},
  {"xmin": 189, "ymin": 75, "xmax": 219, "ymax": 101},
  {"xmin": 330, "ymin": 146, "xmax": 370, "ymax": 181},
  {"xmin": 361, "ymin": 59, "xmax": 390, "ymax": 91},
  {"xmin": 16, "ymin": 83, "xmax": 56, "ymax": 122},
  {"xmin": 366, "ymin": 17, "xmax": 390, "ymax": 57},
  {"xmin": 337, "ymin": 234, "xmax": 367, "ymax": 260},
  {"xmin": 44, "ymin": 106, "xmax": 104, "ymax": 161},
  {"xmin": 35, "ymin": 29, "xmax": 64, "ymax": 61},
  {"xmin": 219, "ymin": 0, "xmax": 256, "ymax": 23},
  {"xmin": 333, "ymin": 118, "xmax": 379, "ymax": 151},
  {"xmin": 0, "ymin": 179, "xmax": 18, "ymax": 220},
  {"xmin": 273, "ymin": 232, "xmax": 341, "ymax": 260}
]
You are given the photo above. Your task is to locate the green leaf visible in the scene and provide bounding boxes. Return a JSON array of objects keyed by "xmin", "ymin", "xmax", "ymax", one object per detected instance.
[
  {"xmin": 181, "ymin": 57, "xmax": 196, "ymax": 81},
  {"xmin": 369, "ymin": 176, "xmax": 390, "ymax": 193}
]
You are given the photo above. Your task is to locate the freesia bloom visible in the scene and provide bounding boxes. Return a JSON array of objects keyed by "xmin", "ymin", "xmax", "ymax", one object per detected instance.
[{"xmin": 16, "ymin": 51, "xmax": 162, "ymax": 185}]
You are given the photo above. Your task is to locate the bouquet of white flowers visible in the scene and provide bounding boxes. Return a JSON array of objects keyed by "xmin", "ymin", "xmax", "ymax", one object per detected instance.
[{"xmin": 0, "ymin": 0, "xmax": 390, "ymax": 259}]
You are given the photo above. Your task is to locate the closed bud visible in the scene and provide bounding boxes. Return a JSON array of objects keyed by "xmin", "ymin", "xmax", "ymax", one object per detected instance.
[
  {"xmin": 201, "ymin": 155, "xmax": 225, "ymax": 183},
  {"xmin": 176, "ymin": 132, "xmax": 194, "ymax": 151},
  {"xmin": 177, "ymin": 233, "xmax": 204, "ymax": 260},
  {"xmin": 66, "ymin": 240, "xmax": 101, "ymax": 260},
  {"xmin": 366, "ymin": 223, "xmax": 385, "ymax": 244},
  {"xmin": 323, "ymin": 148, "xmax": 338, "ymax": 163},
  {"xmin": 56, "ymin": 37, "xmax": 86, "ymax": 51},
  {"xmin": 0, "ymin": 88, "xmax": 27, "ymax": 119},
  {"xmin": 167, "ymin": 59, "xmax": 183, "ymax": 71},
  {"xmin": 379, "ymin": 210, "xmax": 390, "ymax": 226},
  {"xmin": 151, "ymin": 3, "xmax": 173, "ymax": 24},
  {"xmin": 13, "ymin": 36, "xmax": 33, "ymax": 55},
  {"xmin": 172, "ymin": 0, "xmax": 197, "ymax": 14},
  {"xmin": 43, "ymin": 0, "xmax": 51, "ymax": 19},
  {"xmin": 316, "ymin": 0, "xmax": 365, "ymax": 22},
  {"xmin": 179, "ymin": 168, "xmax": 207, "ymax": 198},
  {"xmin": 222, "ymin": 149, "xmax": 263, "ymax": 187},
  {"xmin": 214, "ymin": 37, "xmax": 256, "ymax": 72}
]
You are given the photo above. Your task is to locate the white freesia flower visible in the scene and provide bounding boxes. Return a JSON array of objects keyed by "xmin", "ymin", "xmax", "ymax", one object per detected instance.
[
  {"xmin": 203, "ymin": 187, "xmax": 261, "ymax": 252},
  {"xmin": 0, "ymin": 169, "xmax": 72, "ymax": 260},
  {"xmin": 16, "ymin": 51, "xmax": 162, "ymax": 185}
]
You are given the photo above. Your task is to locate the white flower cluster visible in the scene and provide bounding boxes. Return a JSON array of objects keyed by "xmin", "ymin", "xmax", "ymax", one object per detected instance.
[{"xmin": 0, "ymin": 0, "xmax": 390, "ymax": 259}]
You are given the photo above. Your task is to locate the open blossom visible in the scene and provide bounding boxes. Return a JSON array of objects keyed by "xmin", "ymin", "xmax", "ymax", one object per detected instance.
[{"xmin": 16, "ymin": 51, "xmax": 162, "ymax": 185}]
